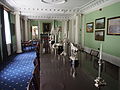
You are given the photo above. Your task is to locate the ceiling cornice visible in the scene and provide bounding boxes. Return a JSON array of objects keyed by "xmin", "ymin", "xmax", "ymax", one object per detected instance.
[
  {"xmin": 28, "ymin": 16, "xmax": 70, "ymax": 20},
  {"xmin": 77, "ymin": 0, "xmax": 120, "ymax": 14},
  {"xmin": 0, "ymin": 0, "xmax": 14, "ymax": 12},
  {"xmin": 0, "ymin": 0, "xmax": 120, "ymax": 20}
]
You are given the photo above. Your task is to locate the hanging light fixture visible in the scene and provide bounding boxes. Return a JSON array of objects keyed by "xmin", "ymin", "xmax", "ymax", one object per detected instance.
[{"xmin": 41, "ymin": 0, "xmax": 67, "ymax": 4}]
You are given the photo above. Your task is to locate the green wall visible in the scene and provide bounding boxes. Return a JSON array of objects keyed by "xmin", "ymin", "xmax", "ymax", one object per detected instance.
[
  {"xmin": 84, "ymin": 2, "xmax": 120, "ymax": 57},
  {"xmin": 30, "ymin": 20, "xmax": 52, "ymax": 33},
  {"xmin": 10, "ymin": 13, "xmax": 15, "ymax": 23},
  {"xmin": 54, "ymin": 20, "xmax": 62, "ymax": 28},
  {"xmin": 30, "ymin": 20, "xmax": 62, "ymax": 40}
]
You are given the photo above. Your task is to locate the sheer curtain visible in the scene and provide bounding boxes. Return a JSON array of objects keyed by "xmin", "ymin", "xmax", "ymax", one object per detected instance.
[{"xmin": 4, "ymin": 10, "xmax": 11, "ymax": 44}]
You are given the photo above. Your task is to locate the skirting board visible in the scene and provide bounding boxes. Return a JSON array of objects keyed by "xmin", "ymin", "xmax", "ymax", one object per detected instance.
[{"xmin": 84, "ymin": 46, "xmax": 120, "ymax": 67}]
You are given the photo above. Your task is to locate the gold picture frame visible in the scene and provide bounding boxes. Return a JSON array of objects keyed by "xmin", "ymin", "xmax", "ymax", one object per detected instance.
[
  {"xmin": 86, "ymin": 22, "xmax": 94, "ymax": 32},
  {"xmin": 95, "ymin": 30, "xmax": 105, "ymax": 41},
  {"xmin": 95, "ymin": 17, "xmax": 105, "ymax": 29},
  {"xmin": 107, "ymin": 16, "xmax": 120, "ymax": 35}
]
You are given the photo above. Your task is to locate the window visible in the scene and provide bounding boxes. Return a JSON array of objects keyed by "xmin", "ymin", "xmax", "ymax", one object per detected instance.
[
  {"xmin": 4, "ymin": 10, "xmax": 11, "ymax": 44},
  {"xmin": 32, "ymin": 26, "xmax": 38, "ymax": 39}
]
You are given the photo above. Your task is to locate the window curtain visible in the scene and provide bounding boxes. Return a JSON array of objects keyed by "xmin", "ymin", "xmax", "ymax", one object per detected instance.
[
  {"xmin": 0, "ymin": 19, "xmax": 2, "ymax": 62},
  {"xmin": 8, "ymin": 12, "xmax": 14, "ymax": 54},
  {"xmin": 8, "ymin": 12, "xmax": 16, "ymax": 54},
  {"xmin": 0, "ymin": 6, "xmax": 2, "ymax": 62},
  {"xmin": 0, "ymin": 6, "xmax": 8, "ymax": 61}
]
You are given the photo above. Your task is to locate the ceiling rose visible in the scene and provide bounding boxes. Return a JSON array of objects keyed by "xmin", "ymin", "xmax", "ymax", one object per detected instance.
[{"xmin": 41, "ymin": 0, "xmax": 67, "ymax": 4}]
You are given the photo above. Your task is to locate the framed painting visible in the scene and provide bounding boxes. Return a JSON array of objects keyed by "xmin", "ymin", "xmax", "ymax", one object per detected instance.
[
  {"xmin": 95, "ymin": 17, "xmax": 105, "ymax": 29},
  {"xmin": 86, "ymin": 22, "xmax": 94, "ymax": 32},
  {"xmin": 107, "ymin": 16, "xmax": 120, "ymax": 35},
  {"xmin": 43, "ymin": 23, "xmax": 51, "ymax": 33},
  {"xmin": 95, "ymin": 30, "xmax": 105, "ymax": 41}
]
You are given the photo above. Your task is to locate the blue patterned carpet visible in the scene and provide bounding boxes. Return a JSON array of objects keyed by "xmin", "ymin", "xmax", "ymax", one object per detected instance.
[{"xmin": 0, "ymin": 51, "xmax": 36, "ymax": 90}]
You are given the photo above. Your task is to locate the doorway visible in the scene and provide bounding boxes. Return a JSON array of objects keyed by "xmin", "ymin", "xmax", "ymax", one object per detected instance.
[{"xmin": 32, "ymin": 26, "xmax": 38, "ymax": 39}]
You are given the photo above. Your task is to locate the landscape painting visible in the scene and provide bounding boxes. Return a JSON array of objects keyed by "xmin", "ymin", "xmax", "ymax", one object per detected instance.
[
  {"xmin": 107, "ymin": 16, "xmax": 120, "ymax": 35},
  {"xmin": 86, "ymin": 22, "xmax": 94, "ymax": 32},
  {"xmin": 95, "ymin": 17, "xmax": 105, "ymax": 29},
  {"xmin": 95, "ymin": 30, "xmax": 105, "ymax": 41}
]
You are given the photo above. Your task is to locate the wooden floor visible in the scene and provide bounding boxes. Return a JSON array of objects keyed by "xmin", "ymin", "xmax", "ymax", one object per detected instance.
[{"xmin": 40, "ymin": 52, "xmax": 98, "ymax": 90}]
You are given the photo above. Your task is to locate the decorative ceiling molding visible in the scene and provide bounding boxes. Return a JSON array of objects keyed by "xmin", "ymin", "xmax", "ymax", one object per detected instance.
[
  {"xmin": 28, "ymin": 16, "xmax": 70, "ymax": 20},
  {"xmin": 0, "ymin": 0, "xmax": 14, "ymax": 11},
  {"xmin": 75, "ymin": 0, "xmax": 120, "ymax": 14},
  {"xmin": 18, "ymin": 7, "xmax": 79, "ymax": 20},
  {"xmin": 1, "ymin": 0, "xmax": 120, "ymax": 20},
  {"xmin": 24, "ymin": 13, "xmax": 71, "ymax": 20},
  {"xmin": 18, "ymin": 8, "xmax": 80, "ymax": 14}
]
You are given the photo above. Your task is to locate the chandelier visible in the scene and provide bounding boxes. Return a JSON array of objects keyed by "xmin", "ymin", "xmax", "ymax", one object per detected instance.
[{"xmin": 41, "ymin": 0, "xmax": 67, "ymax": 4}]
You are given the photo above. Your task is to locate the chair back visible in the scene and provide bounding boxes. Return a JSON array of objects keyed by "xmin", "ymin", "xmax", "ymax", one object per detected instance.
[{"xmin": 32, "ymin": 64, "xmax": 40, "ymax": 90}]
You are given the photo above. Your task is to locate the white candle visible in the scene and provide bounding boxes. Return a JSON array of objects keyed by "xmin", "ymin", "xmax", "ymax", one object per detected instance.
[{"xmin": 99, "ymin": 43, "xmax": 102, "ymax": 60}]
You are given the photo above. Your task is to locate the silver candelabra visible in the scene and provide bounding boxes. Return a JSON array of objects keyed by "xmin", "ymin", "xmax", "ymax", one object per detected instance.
[{"xmin": 94, "ymin": 43, "xmax": 106, "ymax": 88}]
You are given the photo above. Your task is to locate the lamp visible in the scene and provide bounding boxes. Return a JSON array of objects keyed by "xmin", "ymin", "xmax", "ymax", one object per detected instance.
[{"xmin": 41, "ymin": 0, "xmax": 67, "ymax": 4}]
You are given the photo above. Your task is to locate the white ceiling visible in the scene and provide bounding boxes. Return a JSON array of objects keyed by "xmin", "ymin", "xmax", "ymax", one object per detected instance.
[{"xmin": 0, "ymin": 0, "xmax": 120, "ymax": 20}]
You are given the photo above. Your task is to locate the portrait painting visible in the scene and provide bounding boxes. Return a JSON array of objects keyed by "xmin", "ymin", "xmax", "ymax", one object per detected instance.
[{"xmin": 43, "ymin": 23, "xmax": 51, "ymax": 33}]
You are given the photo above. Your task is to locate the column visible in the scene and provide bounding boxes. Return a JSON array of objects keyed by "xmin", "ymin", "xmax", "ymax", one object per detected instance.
[
  {"xmin": 28, "ymin": 20, "xmax": 31, "ymax": 40},
  {"xmin": 20, "ymin": 18, "xmax": 24, "ymax": 41},
  {"xmin": 72, "ymin": 18, "xmax": 75, "ymax": 43},
  {"xmin": 15, "ymin": 12, "xmax": 22, "ymax": 53},
  {"xmin": 64, "ymin": 20, "xmax": 67, "ymax": 39},
  {"xmin": 67, "ymin": 20, "xmax": 69, "ymax": 39},
  {"xmin": 79, "ymin": 14, "xmax": 82, "ymax": 44},
  {"xmin": 38, "ymin": 21, "xmax": 40, "ymax": 39},
  {"xmin": 25, "ymin": 17, "xmax": 28, "ymax": 41},
  {"xmin": 67, "ymin": 20, "xmax": 70, "ymax": 40},
  {"xmin": 61, "ymin": 21, "xmax": 64, "ymax": 41},
  {"xmin": 62, "ymin": 20, "xmax": 68, "ymax": 54},
  {"xmin": 81, "ymin": 14, "xmax": 85, "ymax": 47},
  {"xmin": 75, "ymin": 14, "xmax": 80, "ymax": 44}
]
